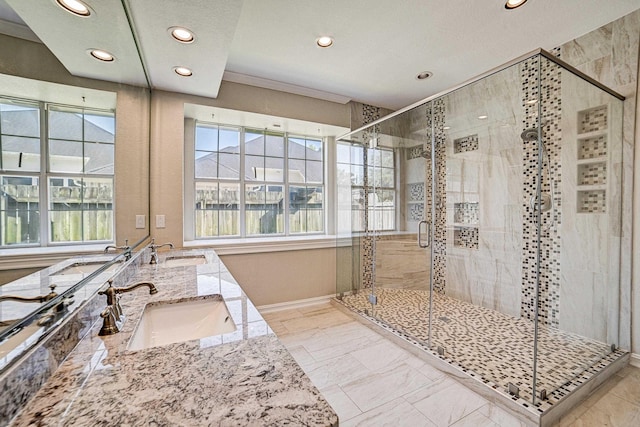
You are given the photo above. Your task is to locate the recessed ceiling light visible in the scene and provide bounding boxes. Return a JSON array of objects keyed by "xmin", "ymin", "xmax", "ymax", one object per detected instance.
[
  {"xmin": 526, "ymin": 99, "xmax": 538, "ymax": 104},
  {"xmin": 416, "ymin": 71, "xmax": 433, "ymax": 80},
  {"xmin": 505, "ymin": 0, "xmax": 528, "ymax": 9},
  {"xmin": 56, "ymin": 0, "xmax": 91, "ymax": 16},
  {"xmin": 478, "ymin": 115, "xmax": 488, "ymax": 120},
  {"xmin": 316, "ymin": 36, "xmax": 334, "ymax": 48},
  {"xmin": 443, "ymin": 126, "xmax": 451, "ymax": 130},
  {"xmin": 89, "ymin": 49, "xmax": 115, "ymax": 62},
  {"xmin": 169, "ymin": 26, "xmax": 195, "ymax": 43},
  {"xmin": 174, "ymin": 66, "xmax": 193, "ymax": 77}
]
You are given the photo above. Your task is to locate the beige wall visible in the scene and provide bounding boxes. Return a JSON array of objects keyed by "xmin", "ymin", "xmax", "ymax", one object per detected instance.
[{"xmin": 220, "ymin": 248, "xmax": 336, "ymax": 306}]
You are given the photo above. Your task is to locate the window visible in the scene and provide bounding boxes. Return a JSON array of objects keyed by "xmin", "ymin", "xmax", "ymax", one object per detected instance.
[
  {"xmin": 337, "ymin": 142, "xmax": 395, "ymax": 232},
  {"xmin": 193, "ymin": 123, "xmax": 324, "ymax": 238},
  {"xmin": 0, "ymin": 98, "xmax": 115, "ymax": 247}
]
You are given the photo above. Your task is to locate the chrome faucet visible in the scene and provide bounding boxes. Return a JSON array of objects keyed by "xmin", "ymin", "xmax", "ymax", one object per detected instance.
[
  {"xmin": 104, "ymin": 239, "xmax": 131, "ymax": 260},
  {"xmin": 98, "ymin": 279, "xmax": 158, "ymax": 336},
  {"xmin": 149, "ymin": 238, "xmax": 174, "ymax": 264},
  {"xmin": 0, "ymin": 284, "xmax": 58, "ymax": 304}
]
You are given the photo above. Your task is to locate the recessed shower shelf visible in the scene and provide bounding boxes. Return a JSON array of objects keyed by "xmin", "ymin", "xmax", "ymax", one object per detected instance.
[
  {"xmin": 577, "ymin": 156, "xmax": 607, "ymax": 165},
  {"xmin": 576, "ymin": 184, "xmax": 606, "ymax": 191},
  {"xmin": 577, "ymin": 129, "xmax": 607, "ymax": 139}
]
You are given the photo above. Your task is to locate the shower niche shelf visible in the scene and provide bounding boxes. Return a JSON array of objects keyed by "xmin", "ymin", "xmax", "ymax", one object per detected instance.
[
  {"xmin": 576, "ymin": 105, "xmax": 609, "ymax": 214},
  {"xmin": 452, "ymin": 202, "xmax": 478, "ymax": 249}
]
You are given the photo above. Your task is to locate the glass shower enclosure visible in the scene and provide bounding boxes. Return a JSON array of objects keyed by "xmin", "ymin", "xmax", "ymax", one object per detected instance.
[{"xmin": 335, "ymin": 49, "xmax": 625, "ymax": 411}]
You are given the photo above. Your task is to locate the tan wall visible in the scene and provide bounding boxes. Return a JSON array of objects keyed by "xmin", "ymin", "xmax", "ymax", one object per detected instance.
[
  {"xmin": 220, "ymin": 248, "xmax": 336, "ymax": 306},
  {"xmin": 0, "ymin": 268, "xmax": 43, "ymax": 286}
]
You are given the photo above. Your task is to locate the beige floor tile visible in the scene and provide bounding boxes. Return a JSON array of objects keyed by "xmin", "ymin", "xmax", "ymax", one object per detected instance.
[
  {"xmin": 609, "ymin": 372, "xmax": 640, "ymax": 406},
  {"xmin": 319, "ymin": 384, "xmax": 362, "ymax": 422},
  {"xmin": 582, "ymin": 392, "xmax": 640, "ymax": 426},
  {"xmin": 297, "ymin": 303, "xmax": 337, "ymax": 315},
  {"xmin": 570, "ymin": 402, "xmax": 640, "ymax": 427},
  {"xmin": 280, "ymin": 310, "xmax": 352, "ymax": 333},
  {"xmin": 478, "ymin": 404, "xmax": 529, "ymax": 427},
  {"xmin": 341, "ymin": 363, "xmax": 434, "ymax": 412},
  {"xmin": 304, "ymin": 353, "xmax": 371, "ymax": 390},
  {"xmin": 259, "ymin": 307, "xmax": 304, "ymax": 322},
  {"xmin": 307, "ymin": 333, "xmax": 383, "ymax": 362},
  {"xmin": 285, "ymin": 345, "xmax": 316, "ymax": 368},
  {"xmin": 277, "ymin": 325, "xmax": 326, "ymax": 347},
  {"xmin": 450, "ymin": 408, "xmax": 499, "ymax": 427},
  {"xmin": 350, "ymin": 340, "xmax": 427, "ymax": 373},
  {"xmin": 409, "ymin": 378, "xmax": 488, "ymax": 426},
  {"xmin": 340, "ymin": 397, "xmax": 436, "ymax": 427}
]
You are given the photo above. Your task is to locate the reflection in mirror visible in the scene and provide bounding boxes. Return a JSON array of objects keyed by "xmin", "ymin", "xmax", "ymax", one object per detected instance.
[{"xmin": 0, "ymin": 0, "xmax": 151, "ymax": 373}]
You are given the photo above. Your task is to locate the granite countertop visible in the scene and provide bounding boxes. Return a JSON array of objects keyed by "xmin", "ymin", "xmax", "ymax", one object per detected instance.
[{"xmin": 9, "ymin": 249, "xmax": 338, "ymax": 426}]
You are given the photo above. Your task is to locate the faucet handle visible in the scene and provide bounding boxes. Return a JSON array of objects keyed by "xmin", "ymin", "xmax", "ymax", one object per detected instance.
[{"xmin": 98, "ymin": 307, "xmax": 120, "ymax": 336}]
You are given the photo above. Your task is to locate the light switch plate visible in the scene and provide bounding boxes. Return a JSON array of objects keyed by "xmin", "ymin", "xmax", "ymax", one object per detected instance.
[
  {"xmin": 156, "ymin": 214, "xmax": 166, "ymax": 229},
  {"xmin": 135, "ymin": 215, "xmax": 145, "ymax": 229}
]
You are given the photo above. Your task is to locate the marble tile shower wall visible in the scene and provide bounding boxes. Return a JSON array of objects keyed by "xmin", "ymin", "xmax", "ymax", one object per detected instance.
[
  {"xmin": 0, "ymin": 250, "xmax": 148, "ymax": 425},
  {"xmin": 558, "ymin": 8, "xmax": 640, "ymax": 352}
]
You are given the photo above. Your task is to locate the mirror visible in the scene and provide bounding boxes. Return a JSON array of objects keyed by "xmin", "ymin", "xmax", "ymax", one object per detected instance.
[{"xmin": 0, "ymin": 0, "xmax": 151, "ymax": 371}]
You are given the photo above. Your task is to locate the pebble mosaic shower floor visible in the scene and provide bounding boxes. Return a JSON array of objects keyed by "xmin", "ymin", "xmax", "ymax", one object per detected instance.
[{"xmin": 339, "ymin": 287, "xmax": 626, "ymax": 411}]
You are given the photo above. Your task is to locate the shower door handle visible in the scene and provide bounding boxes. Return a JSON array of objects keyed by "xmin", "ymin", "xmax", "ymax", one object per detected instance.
[{"xmin": 418, "ymin": 220, "xmax": 430, "ymax": 248}]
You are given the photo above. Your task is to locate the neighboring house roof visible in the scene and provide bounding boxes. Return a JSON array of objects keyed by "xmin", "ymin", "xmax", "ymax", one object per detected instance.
[
  {"xmin": 195, "ymin": 135, "xmax": 323, "ymax": 183},
  {"xmin": 1, "ymin": 109, "xmax": 114, "ymax": 174}
]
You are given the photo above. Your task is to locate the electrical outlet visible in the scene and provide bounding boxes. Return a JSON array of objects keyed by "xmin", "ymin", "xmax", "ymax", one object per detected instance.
[
  {"xmin": 156, "ymin": 214, "xmax": 166, "ymax": 229},
  {"xmin": 135, "ymin": 215, "xmax": 145, "ymax": 229}
]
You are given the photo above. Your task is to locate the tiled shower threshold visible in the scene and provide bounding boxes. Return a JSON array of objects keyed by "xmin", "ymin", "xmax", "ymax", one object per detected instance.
[{"xmin": 332, "ymin": 288, "xmax": 628, "ymax": 426}]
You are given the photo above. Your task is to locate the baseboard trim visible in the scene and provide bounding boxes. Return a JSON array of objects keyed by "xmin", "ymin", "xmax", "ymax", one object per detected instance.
[
  {"xmin": 256, "ymin": 294, "xmax": 334, "ymax": 313},
  {"xmin": 630, "ymin": 353, "xmax": 640, "ymax": 368}
]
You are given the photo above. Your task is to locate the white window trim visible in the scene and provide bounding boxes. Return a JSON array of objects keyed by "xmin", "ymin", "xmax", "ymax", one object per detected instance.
[{"xmin": 0, "ymin": 98, "xmax": 116, "ymax": 249}]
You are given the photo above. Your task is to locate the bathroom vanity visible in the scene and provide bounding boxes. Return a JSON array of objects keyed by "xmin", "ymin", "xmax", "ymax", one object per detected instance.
[{"xmin": 4, "ymin": 249, "xmax": 338, "ymax": 426}]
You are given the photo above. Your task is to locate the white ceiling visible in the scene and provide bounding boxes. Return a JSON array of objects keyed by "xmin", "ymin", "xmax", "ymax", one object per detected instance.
[{"xmin": 1, "ymin": 0, "xmax": 639, "ymax": 110}]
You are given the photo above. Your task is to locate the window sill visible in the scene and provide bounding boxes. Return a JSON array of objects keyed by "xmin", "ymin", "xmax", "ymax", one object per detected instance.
[
  {"xmin": 0, "ymin": 244, "xmax": 108, "ymax": 270},
  {"xmin": 184, "ymin": 235, "xmax": 337, "ymax": 255}
]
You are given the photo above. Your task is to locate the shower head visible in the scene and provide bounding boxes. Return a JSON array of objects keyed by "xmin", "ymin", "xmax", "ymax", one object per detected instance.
[{"xmin": 520, "ymin": 128, "xmax": 539, "ymax": 142}]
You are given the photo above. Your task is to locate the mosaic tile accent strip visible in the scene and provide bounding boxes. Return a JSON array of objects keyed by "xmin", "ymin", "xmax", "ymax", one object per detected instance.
[
  {"xmin": 408, "ymin": 182, "xmax": 425, "ymax": 202},
  {"xmin": 578, "ymin": 190, "xmax": 606, "ymax": 213},
  {"xmin": 454, "ymin": 226, "xmax": 479, "ymax": 249},
  {"xmin": 578, "ymin": 162, "xmax": 607, "ymax": 186},
  {"xmin": 453, "ymin": 202, "xmax": 479, "ymax": 225},
  {"xmin": 338, "ymin": 288, "xmax": 621, "ymax": 410},
  {"xmin": 408, "ymin": 203, "xmax": 424, "ymax": 222},
  {"xmin": 407, "ymin": 145, "xmax": 426, "ymax": 160},
  {"xmin": 520, "ymin": 55, "xmax": 562, "ymax": 328},
  {"xmin": 453, "ymin": 134, "xmax": 479, "ymax": 154},
  {"xmin": 358, "ymin": 103, "xmax": 386, "ymax": 290},
  {"xmin": 425, "ymin": 99, "xmax": 448, "ymax": 294},
  {"xmin": 578, "ymin": 105, "xmax": 608, "ymax": 134},
  {"xmin": 578, "ymin": 135, "xmax": 607, "ymax": 159}
]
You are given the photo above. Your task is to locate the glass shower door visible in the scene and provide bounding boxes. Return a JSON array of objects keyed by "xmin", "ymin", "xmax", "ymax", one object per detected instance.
[{"xmin": 366, "ymin": 104, "xmax": 433, "ymax": 346}]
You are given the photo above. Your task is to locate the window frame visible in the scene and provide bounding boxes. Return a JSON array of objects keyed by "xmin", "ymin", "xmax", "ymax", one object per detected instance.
[
  {"xmin": 189, "ymin": 121, "xmax": 326, "ymax": 240},
  {"xmin": 0, "ymin": 96, "xmax": 115, "ymax": 248},
  {"xmin": 336, "ymin": 141, "xmax": 396, "ymax": 233}
]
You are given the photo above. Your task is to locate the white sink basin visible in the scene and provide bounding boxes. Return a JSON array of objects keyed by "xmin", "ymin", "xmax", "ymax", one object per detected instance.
[
  {"xmin": 52, "ymin": 262, "xmax": 120, "ymax": 276},
  {"xmin": 164, "ymin": 256, "xmax": 206, "ymax": 267},
  {"xmin": 128, "ymin": 297, "xmax": 236, "ymax": 351}
]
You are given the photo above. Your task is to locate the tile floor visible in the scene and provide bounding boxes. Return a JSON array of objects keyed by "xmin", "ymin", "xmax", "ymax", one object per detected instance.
[{"xmin": 261, "ymin": 303, "xmax": 640, "ymax": 427}]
